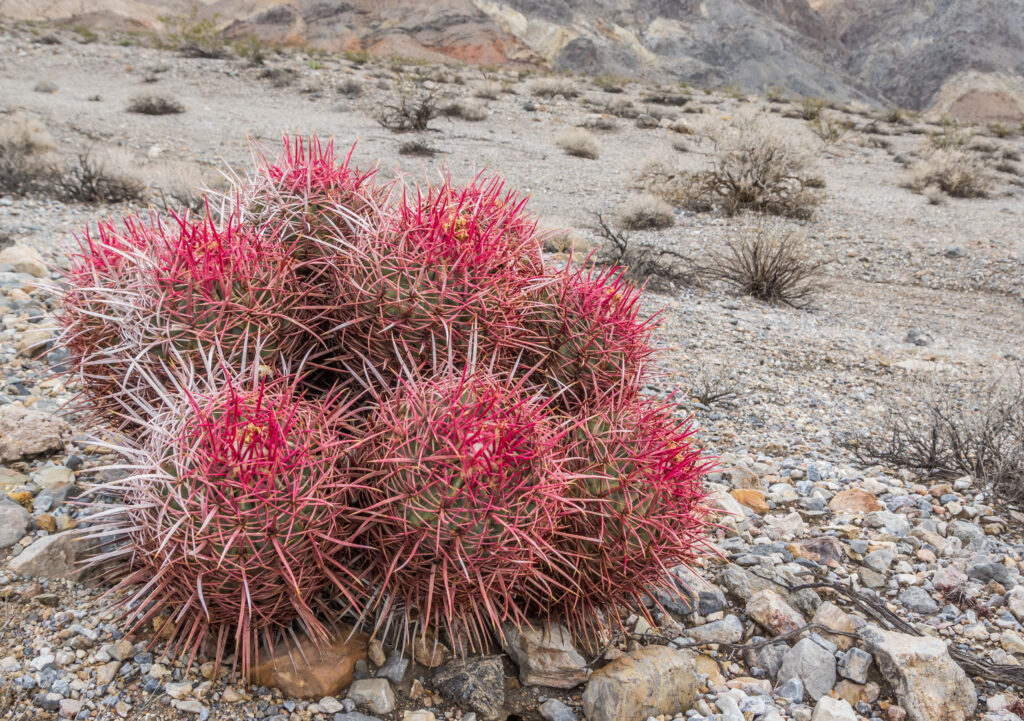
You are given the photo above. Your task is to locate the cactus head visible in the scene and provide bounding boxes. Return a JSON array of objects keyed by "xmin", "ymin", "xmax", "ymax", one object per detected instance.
[{"xmin": 361, "ymin": 371, "xmax": 567, "ymax": 647}]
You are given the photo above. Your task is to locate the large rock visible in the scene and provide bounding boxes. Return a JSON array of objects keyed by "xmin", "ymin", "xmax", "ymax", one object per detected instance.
[
  {"xmin": 249, "ymin": 626, "xmax": 368, "ymax": 699},
  {"xmin": 860, "ymin": 625, "xmax": 977, "ymax": 721},
  {"xmin": 7, "ymin": 531, "xmax": 81, "ymax": 578},
  {"xmin": 503, "ymin": 622, "xmax": 589, "ymax": 689},
  {"xmin": 432, "ymin": 656, "xmax": 505, "ymax": 720},
  {"xmin": 346, "ymin": 679, "xmax": 395, "ymax": 715},
  {"xmin": 746, "ymin": 589, "xmax": 805, "ymax": 636},
  {"xmin": 581, "ymin": 645, "xmax": 698, "ymax": 721},
  {"xmin": 684, "ymin": 614, "xmax": 743, "ymax": 644},
  {"xmin": 0, "ymin": 496, "xmax": 30, "ymax": 549},
  {"xmin": 777, "ymin": 638, "xmax": 836, "ymax": 701},
  {"xmin": 812, "ymin": 696, "xmax": 857, "ymax": 721},
  {"xmin": 811, "ymin": 601, "xmax": 857, "ymax": 651},
  {"xmin": 0, "ymin": 406, "xmax": 69, "ymax": 463},
  {"xmin": 0, "ymin": 244, "xmax": 47, "ymax": 278}
]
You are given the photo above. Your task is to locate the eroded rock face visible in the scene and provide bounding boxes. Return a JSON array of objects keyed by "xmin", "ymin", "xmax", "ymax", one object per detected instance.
[
  {"xmin": 581, "ymin": 645, "xmax": 698, "ymax": 721},
  {"xmin": 249, "ymin": 626, "xmax": 368, "ymax": 699},
  {"xmin": 860, "ymin": 626, "xmax": 977, "ymax": 721},
  {"xmin": 0, "ymin": 406, "xmax": 69, "ymax": 463},
  {"xmin": 502, "ymin": 621, "xmax": 589, "ymax": 689}
]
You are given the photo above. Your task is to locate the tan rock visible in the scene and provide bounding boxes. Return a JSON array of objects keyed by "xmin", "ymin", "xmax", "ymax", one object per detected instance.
[
  {"xmin": 581, "ymin": 645, "xmax": 698, "ymax": 721},
  {"xmin": 412, "ymin": 634, "xmax": 449, "ymax": 668},
  {"xmin": 787, "ymin": 536, "xmax": 845, "ymax": 567},
  {"xmin": 730, "ymin": 489, "xmax": 769, "ymax": 514},
  {"xmin": 0, "ymin": 244, "xmax": 47, "ymax": 278},
  {"xmin": 746, "ymin": 589, "xmax": 805, "ymax": 636},
  {"xmin": 812, "ymin": 601, "xmax": 858, "ymax": 651},
  {"xmin": 503, "ymin": 621, "xmax": 589, "ymax": 689},
  {"xmin": 836, "ymin": 680, "xmax": 881, "ymax": 705},
  {"xmin": 249, "ymin": 625, "xmax": 368, "ymax": 699},
  {"xmin": 694, "ymin": 654, "xmax": 725, "ymax": 688},
  {"xmin": 829, "ymin": 488, "xmax": 883, "ymax": 514},
  {"xmin": 0, "ymin": 406, "xmax": 69, "ymax": 463}
]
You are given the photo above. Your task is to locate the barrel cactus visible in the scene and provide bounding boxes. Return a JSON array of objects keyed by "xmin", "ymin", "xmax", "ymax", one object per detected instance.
[
  {"xmin": 359, "ymin": 371, "xmax": 569, "ymax": 647},
  {"xmin": 84, "ymin": 372, "xmax": 368, "ymax": 676}
]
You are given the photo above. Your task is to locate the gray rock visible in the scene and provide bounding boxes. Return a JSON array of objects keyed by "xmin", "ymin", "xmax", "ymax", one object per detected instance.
[
  {"xmin": 345, "ymin": 679, "xmax": 395, "ymax": 715},
  {"xmin": 319, "ymin": 697, "xmax": 344, "ymax": 714},
  {"xmin": 863, "ymin": 549, "xmax": 895, "ymax": 574},
  {"xmin": 0, "ymin": 406, "xmax": 69, "ymax": 463},
  {"xmin": 864, "ymin": 510, "xmax": 909, "ymax": 536},
  {"xmin": 333, "ymin": 714, "xmax": 382, "ymax": 721},
  {"xmin": 811, "ymin": 696, "xmax": 857, "ymax": 721},
  {"xmin": 503, "ymin": 621, "xmax": 588, "ymax": 689},
  {"xmin": 684, "ymin": 614, "xmax": 743, "ymax": 644},
  {"xmin": 775, "ymin": 677, "xmax": 804, "ymax": 703},
  {"xmin": 899, "ymin": 587, "xmax": 940, "ymax": 614},
  {"xmin": 432, "ymin": 656, "xmax": 505, "ymax": 720},
  {"xmin": 744, "ymin": 638, "xmax": 788, "ymax": 678},
  {"xmin": 7, "ymin": 531, "xmax": 81, "ymax": 579},
  {"xmin": 375, "ymin": 651, "xmax": 409, "ymax": 684},
  {"xmin": 905, "ymin": 329, "xmax": 934, "ymax": 346},
  {"xmin": 777, "ymin": 638, "xmax": 836, "ymax": 701},
  {"xmin": 539, "ymin": 698, "xmax": 578, "ymax": 721},
  {"xmin": 861, "ymin": 625, "xmax": 977, "ymax": 721},
  {"xmin": 0, "ymin": 496, "xmax": 29, "ymax": 548},
  {"xmin": 838, "ymin": 648, "xmax": 872, "ymax": 684},
  {"xmin": 968, "ymin": 560, "xmax": 1009, "ymax": 586},
  {"xmin": 581, "ymin": 645, "xmax": 698, "ymax": 721}
]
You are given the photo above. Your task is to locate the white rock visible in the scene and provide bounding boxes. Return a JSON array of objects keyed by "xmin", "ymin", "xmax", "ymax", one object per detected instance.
[
  {"xmin": 811, "ymin": 696, "xmax": 857, "ymax": 721},
  {"xmin": 0, "ymin": 244, "xmax": 47, "ymax": 277}
]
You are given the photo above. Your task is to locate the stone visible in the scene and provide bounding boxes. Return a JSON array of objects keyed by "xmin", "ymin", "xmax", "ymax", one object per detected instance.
[
  {"xmin": 432, "ymin": 656, "xmax": 504, "ymax": 720},
  {"xmin": 864, "ymin": 510, "xmax": 910, "ymax": 536},
  {"xmin": 540, "ymin": 698, "xmax": 578, "ymax": 721},
  {"xmin": 860, "ymin": 625, "xmax": 977, "ymax": 721},
  {"xmin": 763, "ymin": 511, "xmax": 806, "ymax": 540},
  {"xmin": 96, "ymin": 661, "xmax": 121, "ymax": 685},
  {"xmin": 7, "ymin": 531, "xmax": 81, "ymax": 579},
  {"xmin": 165, "ymin": 681, "xmax": 193, "ymax": 699},
  {"xmin": 775, "ymin": 677, "xmax": 804, "ymax": 703},
  {"xmin": 503, "ymin": 621, "xmax": 589, "ymax": 689},
  {"xmin": 403, "ymin": 712, "xmax": 436, "ymax": 721},
  {"xmin": 0, "ymin": 245, "xmax": 47, "ymax": 278},
  {"xmin": 0, "ymin": 406, "xmax": 69, "ymax": 463},
  {"xmin": 249, "ymin": 626, "xmax": 368, "ymax": 699},
  {"xmin": 777, "ymin": 638, "xmax": 836, "ymax": 701},
  {"xmin": 932, "ymin": 565, "xmax": 969, "ymax": 591},
  {"xmin": 811, "ymin": 696, "xmax": 857, "ymax": 721},
  {"xmin": 811, "ymin": 601, "xmax": 857, "ymax": 651},
  {"xmin": 0, "ymin": 496, "xmax": 30, "ymax": 548},
  {"xmin": 1000, "ymin": 630, "xmax": 1024, "ymax": 655},
  {"xmin": 744, "ymin": 640, "xmax": 787, "ymax": 678},
  {"xmin": 838, "ymin": 647, "xmax": 872, "ymax": 684},
  {"xmin": 788, "ymin": 536, "xmax": 845, "ymax": 567},
  {"xmin": 32, "ymin": 465, "xmax": 74, "ymax": 489},
  {"xmin": 334, "ymin": 714, "xmax": 382, "ymax": 721},
  {"xmin": 320, "ymin": 697, "xmax": 345, "ymax": 714},
  {"xmin": 347, "ymin": 679, "xmax": 395, "ymax": 715},
  {"xmin": 746, "ymin": 589, "xmax": 806, "ymax": 636},
  {"xmin": 685, "ymin": 614, "xmax": 743, "ymax": 644},
  {"xmin": 730, "ymin": 489, "xmax": 769, "ymax": 514},
  {"xmin": 581, "ymin": 645, "xmax": 698, "ymax": 721},
  {"xmin": 1007, "ymin": 585, "xmax": 1024, "ymax": 622},
  {"xmin": 829, "ymin": 488, "xmax": 882, "ymax": 514},
  {"xmin": 368, "ymin": 640, "xmax": 386, "ymax": 666},
  {"xmin": 694, "ymin": 653, "xmax": 726, "ymax": 687},
  {"xmin": 899, "ymin": 586, "xmax": 940, "ymax": 614},
  {"xmin": 412, "ymin": 635, "xmax": 448, "ymax": 668},
  {"xmin": 376, "ymin": 650, "xmax": 409, "ymax": 683}
]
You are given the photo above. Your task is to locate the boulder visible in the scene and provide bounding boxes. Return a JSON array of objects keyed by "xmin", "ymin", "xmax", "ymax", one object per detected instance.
[
  {"xmin": 0, "ymin": 244, "xmax": 47, "ymax": 278},
  {"xmin": 581, "ymin": 645, "xmax": 698, "ymax": 721},
  {"xmin": 346, "ymin": 679, "xmax": 395, "ymax": 715},
  {"xmin": 777, "ymin": 638, "xmax": 836, "ymax": 701},
  {"xmin": 0, "ymin": 406, "xmax": 69, "ymax": 463},
  {"xmin": 860, "ymin": 625, "xmax": 977, "ymax": 721},
  {"xmin": 503, "ymin": 622, "xmax": 588, "ymax": 689},
  {"xmin": 0, "ymin": 496, "xmax": 30, "ymax": 549},
  {"xmin": 249, "ymin": 626, "xmax": 368, "ymax": 699}
]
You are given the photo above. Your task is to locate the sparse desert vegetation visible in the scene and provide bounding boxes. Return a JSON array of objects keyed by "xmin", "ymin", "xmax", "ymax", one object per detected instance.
[{"xmin": 0, "ymin": 16, "xmax": 1023, "ymax": 721}]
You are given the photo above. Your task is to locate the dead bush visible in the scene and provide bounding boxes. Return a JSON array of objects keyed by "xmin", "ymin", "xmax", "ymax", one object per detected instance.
[
  {"xmin": 861, "ymin": 373, "xmax": 1024, "ymax": 503},
  {"xmin": 161, "ymin": 6, "xmax": 226, "ymax": 59},
  {"xmin": 0, "ymin": 114, "xmax": 60, "ymax": 196},
  {"xmin": 57, "ymin": 151, "xmax": 145, "ymax": 204},
  {"xmin": 711, "ymin": 226, "xmax": 825, "ymax": 307},
  {"xmin": 439, "ymin": 99, "xmax": 487, "ymax": 121},
  {"xmin": 556, "ymin": 129, "xmax": 599, "ymax": 159},
  {"xmin": 592, "ymin": 213, "xmax": 697, "ymax": 291},
  {"xmin": 689, "ymin": 364, "xmax": 743, "ymax": 406},
  {"xmin": 127, "ymin": 95, "xmax": 185, "ymax": 115},
  {"xmin": 580, "ymin": 115, "xmax": 618, "ymax": 132},
  {"xmin": 529, "ymin": 77, "xmax": 578, "ymax": 99},
  {"xmin": 605, "ymin": 97, "xmax": 638, "ymax": 119},
  {"xmin": 810, "ymin": 114, "xmax": 844, "ymax": 144},
  {"xmin": 377, "ymin": 84, "xmax": 438, "ymax": 132},
  {"xmin": 398, "ymin": 139, "xmax": 439, "ymax": 157},
  {"xmin": 692, "ymin": 116, "xmax": 823, "ymax": 218},
  {"xmin": 633, "ymin": 159, "xmax": 707, "ymax": 211},
  {"xmin": 472, "ymin": 81, "xmax": 502, "ymax": 100},
  {"xmin": 337, "ymin": 78, "xmax": 362, "ymax": 96},
  {"xmin": 259, "ymin": 66, "xmax": 298, "ymax": 88},
  {"xmin": 617, "ymin": 194, "xmax": 675, "ymax": 230},
  {"xmin": 903, "ymin": 150, "xmax": 992, "ymax": 198}
]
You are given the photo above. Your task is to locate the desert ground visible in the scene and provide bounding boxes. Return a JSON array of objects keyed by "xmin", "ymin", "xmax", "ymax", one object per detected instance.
[{"xmin": 1, "ymin": 18, "xmax": 1024, "ymax": 721}]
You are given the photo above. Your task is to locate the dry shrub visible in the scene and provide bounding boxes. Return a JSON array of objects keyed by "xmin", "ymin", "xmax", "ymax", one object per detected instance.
[
  {"xmin": 556, "ymin": 129, "xmax": 599, "ymax": 159},
  {"xmin": 472, "ymin": 81, "xmax": 502, "ymax": 100},
  {"xmin": 337, "ymin": 77, "xmax": 363, "ymax": 96},
  {"xmin": 694, "ymin": 115, "xmax": 823, "ymax": 218},
  {"xmin": 398, "ymin": 139, "xmax": 439, "ymax": 157},
  {"xmin": 689, "ymin": 364, "xmax": 743, "ymax": 406},
  {"xmin": 377, "ymin": 83, "xmax": 438, "ymax": 132},
  {"xmin": 128, "ymin": 95, "xmax": 185, "ymax": 115},
  {"xmin": 863, "ymin": 372, "xmax": 1024, "ymax": 503},
  {"xmin": 529, "ymin": 77, "xmax": 578, "ymax": 99},
  {"xmin": 58, "ymin": 150, "xmax": 145, "ymax": 204},
  {"xmin": 0, "ymin": 113, "xmax": 59, "ymax": 196},
  {"xmin": 151, "ymin": 161, "xmax": 210, "ymax": 213},
  {"xmin": 711, "ymin": 226, "xmax": 825, "ymax": 307},
  {"xmin": 439, "ymin": 99, "xmax": 487, "ymax": 121},
  {"xmin": 592, "ymin": 213, "xmax": 696, "ymax": 292},
  {"xmin": 605, "ymin": 97, "xmax": 638, "ymax": 119},
  {"xmin": 903, "ymin": 150, "xmax": 992, "ymax": 198},
  {"xmin": 617, "ymin": 194, "xmax": 674, "ymax": 230},
  {"xmin": 259, "ymin": 66, "xmax": 298, "ymax": 88},
  {"xmin": 580, "ymin": 115, "xmax": 618, "ymax": 132},
  {"xmin": 633, "ymin": 159, "xmax": 708, "ymax": 211}
]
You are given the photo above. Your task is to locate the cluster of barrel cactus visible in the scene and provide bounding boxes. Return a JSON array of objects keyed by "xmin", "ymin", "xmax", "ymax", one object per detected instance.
[{"xmin": 60, "ymin": 136, "xmax": 712, "ymax": 677}]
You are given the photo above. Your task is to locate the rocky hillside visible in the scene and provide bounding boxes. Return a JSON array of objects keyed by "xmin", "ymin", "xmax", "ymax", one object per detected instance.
[{"xmin": 3, "ymin": 0, "xmax": 1024, "ymax": 117}]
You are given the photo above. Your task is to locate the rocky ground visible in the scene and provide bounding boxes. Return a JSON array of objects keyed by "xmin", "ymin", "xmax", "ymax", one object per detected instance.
[{"xmin": 1, "ymin": 19, "xmax": 1024, "ymax": 721}]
